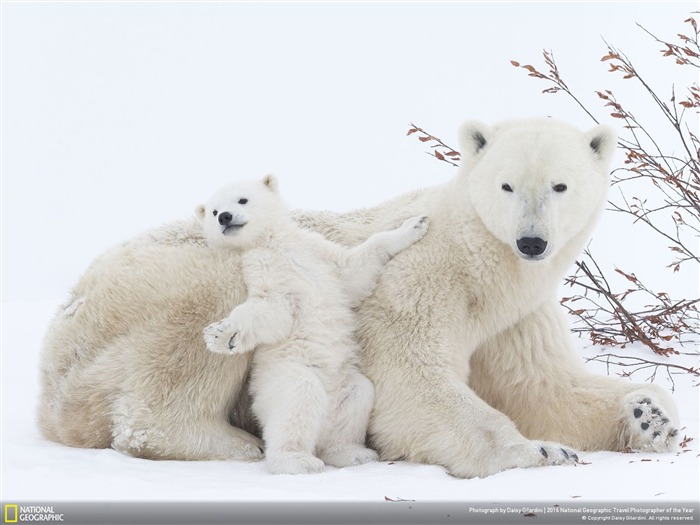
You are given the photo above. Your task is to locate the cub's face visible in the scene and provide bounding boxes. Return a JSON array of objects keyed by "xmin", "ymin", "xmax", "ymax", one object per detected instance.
[
  {"xmin": 197, "ymin": 175, "xmax": 285, "ymax": 249},
  {"xmin": 459, "ymin": 120, "xmax": 616, "ymax": 261}
]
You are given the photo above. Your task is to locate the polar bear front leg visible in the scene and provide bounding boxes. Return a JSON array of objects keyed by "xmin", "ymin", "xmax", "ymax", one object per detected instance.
[
  {"xmin": 339, "ymin": 216, "xmax": 430, "ymax": 306},
  {"xmin": 204, "ymin": 294, "xmax": 294, "ymax": 355},
  {"xmin": 369, "ymin": 374, "xmax": 579, "ymax": 479}
]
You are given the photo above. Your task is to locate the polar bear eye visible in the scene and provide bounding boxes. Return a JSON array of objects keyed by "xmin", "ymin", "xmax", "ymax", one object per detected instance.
[
  {"xmin": 501, "ymin": 184, "xmax": 514, "ymax": 193},
  {"xmin": 238, "ymin": 198, "xmax": 248, "ymax": 205},
  {"xmin": 212, "ymin": 210, "xmax": 218, "ymax": 217},
  {"xmin": 553, "ymin": 184, "xmax": 568, "ymax": 193}
]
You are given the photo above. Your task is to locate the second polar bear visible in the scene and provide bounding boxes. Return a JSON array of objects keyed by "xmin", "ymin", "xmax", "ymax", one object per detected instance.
[{"xmin": 197, "ymin": 175, "xmax": 429, "ymax": 474}]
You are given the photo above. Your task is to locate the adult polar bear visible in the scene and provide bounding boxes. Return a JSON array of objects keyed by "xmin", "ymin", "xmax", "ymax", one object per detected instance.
[{"xmin": 39, "ymin": 118, "xmax": 679, "ymax": 478}]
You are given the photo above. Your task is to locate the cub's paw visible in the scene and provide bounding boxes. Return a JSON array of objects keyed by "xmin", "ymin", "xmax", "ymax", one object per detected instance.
[
  {"xmin": 320, "ymin": 446, "xmax": 379, "ymax": 468},
  {"xmin": 399, "ymin": 215, "xmax": 430, "ymax": 242},
  {"xmin": 622, "ymin": 391, "xmax": 679, "ymax": 453},
  {"xmin": 266, "ymin": 452, "xmax": 325, "ymax": 475},
  {"xmin": 532, "ymin": 441, "xmax": 579, "ymax": 467},
  {"xmin": 203, "ymin": 318, "xmax": 240, "ymax": 355}
]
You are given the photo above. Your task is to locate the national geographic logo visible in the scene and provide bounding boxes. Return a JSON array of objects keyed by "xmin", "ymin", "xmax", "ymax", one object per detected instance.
[
  {"xmin": 3, "ymin": 505, "xmax": 64, "ymax": 523},
  {"xmin": 3, "ymin": 505, "xmax": 18, "ymax": 523}
]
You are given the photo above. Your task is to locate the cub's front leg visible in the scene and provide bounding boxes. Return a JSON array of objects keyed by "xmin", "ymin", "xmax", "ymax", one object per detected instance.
[
  {"xmin": 340, "ymin": 216, "xmax": 429, "ymax": 306},
  {"xmin": 204, "ymin": 294, "xmax": 294, "ymax": 355}
]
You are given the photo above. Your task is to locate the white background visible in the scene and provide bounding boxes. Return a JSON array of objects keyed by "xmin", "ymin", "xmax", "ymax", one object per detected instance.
[
  {"xmin": 3, "ymin": 0, "xmax": 697, "ymax": 302},
  {"xmin": 2, "ymin": 0, "xmax": 698, "ymax": 509}
]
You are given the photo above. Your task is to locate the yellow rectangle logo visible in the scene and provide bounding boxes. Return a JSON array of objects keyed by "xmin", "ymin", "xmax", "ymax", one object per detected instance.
[{"xmin": 4, "ymin": 504, "xmax": 18, "ymax": 523}]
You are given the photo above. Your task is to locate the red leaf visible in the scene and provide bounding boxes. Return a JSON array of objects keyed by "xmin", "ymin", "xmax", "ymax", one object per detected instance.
[
  {"xmin": 614, "ymin": 268, "xmax": 638, "ymax": 284},
  {"xmin": 510, "ymin": 60, "xmax": 521, "ymax": 67},
  {"xmin": 434, "ymin": 151, "xmax": 445, "ymax": 161}
]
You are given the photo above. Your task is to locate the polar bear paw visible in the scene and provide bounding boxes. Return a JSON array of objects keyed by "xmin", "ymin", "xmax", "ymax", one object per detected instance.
[
  {"xmin": 204, "ymin": 317, "xmax": 250, "ymax": 355},
  {"xmin": 399, "ymin": 215, "xmax": 430, "ymax": 242},
  {"xmin": 266, "ymin": 452, "xmax": 325, "ymax": 475},
  {"xmin": 320, "ymin": 446, "xmax": 379, "ymax": 468},
  {"xmin": 467, "ymin": 439, "xmax": 579, "ymax": 477},
  {"xmin": 531, "ymin": 441, "xmax": 579, "ymax": 466},
  {"xmin": 383, "ymin": 215, "xmax": 430, "ymax": 257},
  {"xmin": 622, "ymin": 392, "xmax": 679, "ymax": 453}
]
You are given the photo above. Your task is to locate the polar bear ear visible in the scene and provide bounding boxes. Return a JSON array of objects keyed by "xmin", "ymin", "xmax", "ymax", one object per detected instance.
[
  {"xmin": 262, "ymin": 174, "xmax": 279, "ymax": 193},
  {"xmin": 585, "ymin": 125, "xmax": 617, "ymax": 165},
  {"xmin": 458, "ymin": 121, "xmax": 491, "ymax": 160},
  {"xmin": 195, "ymin": 204, "xmax": 206, "ymax": 221}
]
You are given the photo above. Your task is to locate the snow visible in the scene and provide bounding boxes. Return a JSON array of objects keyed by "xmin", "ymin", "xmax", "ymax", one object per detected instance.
[{"xmin": 2, "ymin": 301, "xmax": 698, "ymax": 506}]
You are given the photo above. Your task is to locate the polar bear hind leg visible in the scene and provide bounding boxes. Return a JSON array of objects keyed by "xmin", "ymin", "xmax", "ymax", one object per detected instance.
[
  {"xmin": 469, "ymin": 303, "xmax": 680, "ymax": 454},
  {"xmin": 317, "ymin": 368, "xmax": 378, "ymax": 468},
  {"xmin": 250, "ymin": 347, "xmax": 328, "ymax": 474}
]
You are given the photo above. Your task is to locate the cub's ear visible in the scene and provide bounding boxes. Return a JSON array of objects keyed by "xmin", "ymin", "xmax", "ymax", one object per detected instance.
[
  {"xmin": 585, "ymin": 125, "xmax": 617, "ymax": 165},
  {"xmin": 458, "ymin": 120, "xmax": 492, "ymax": 161},
  {"xmin": 262, "ymin": 174, "xmax": 278, "ymax": 193},
  {"xmin": 195, "ymin": 204, "xmax": 206, "ymax": 221}
]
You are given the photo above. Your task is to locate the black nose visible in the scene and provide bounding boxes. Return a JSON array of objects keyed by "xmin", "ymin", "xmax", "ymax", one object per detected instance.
[
  {"xmin": 218, "ymin": 212, "xmax": 233, "ymax": 226},
  {"xmin": 517, "ymin": 237, "xmax": 548, "ymax": 257}
]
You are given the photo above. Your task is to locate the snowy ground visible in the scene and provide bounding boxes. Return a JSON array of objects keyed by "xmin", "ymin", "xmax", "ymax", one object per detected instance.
[{"xmin": 2, "ymin": 300, "xmax": 698, "ymax": 523}]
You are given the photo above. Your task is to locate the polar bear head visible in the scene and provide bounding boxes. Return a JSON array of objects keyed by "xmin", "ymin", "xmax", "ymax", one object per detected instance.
[
  {"xmin": 196, "ymin": 175, "xmax": 288, "ymax": 250},
  {"xmin": 458, "ymin": 118, "xmax": 616, "ymax": 262}
]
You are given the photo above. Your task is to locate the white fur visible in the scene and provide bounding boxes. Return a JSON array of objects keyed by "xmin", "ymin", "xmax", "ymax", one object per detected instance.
[
  {"xmin": 38, "ymin": 118, "xmax": 679, "ymax": 478},
  {"xmin": 197, "ymin": 176, "xmax": 429, "ymax": 474}
]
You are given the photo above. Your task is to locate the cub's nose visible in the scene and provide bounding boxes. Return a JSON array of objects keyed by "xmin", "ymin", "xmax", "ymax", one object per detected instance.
[
  {"xmin": 516, "ymin": 237, "xmax": 548, "ymax": 257},
  {"xmin": 218, "ymin": 212, "xmax": 233, "ymax": 226}
]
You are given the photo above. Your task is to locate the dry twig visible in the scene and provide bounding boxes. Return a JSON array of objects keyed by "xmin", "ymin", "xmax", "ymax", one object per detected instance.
[{"xmin": 408, "ymin": 15, "xmax": 700, "ymax": 380}]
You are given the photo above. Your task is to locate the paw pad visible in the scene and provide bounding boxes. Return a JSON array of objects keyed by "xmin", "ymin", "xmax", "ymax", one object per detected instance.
[{"xmin": 626, "ymin": 394, "xmax": 678, "ymax": 452}]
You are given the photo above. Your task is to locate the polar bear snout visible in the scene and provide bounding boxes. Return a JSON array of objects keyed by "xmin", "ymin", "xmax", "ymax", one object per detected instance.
[
  {"xmin": 516, "ymin": 236, "xmax": 548, "ymax": 259},
  {"xmin": 218, "ymin": 211, "xmax": 233, "ymax": 226},
  {"xmin": 217, "ymin": 211, "xmax": 247, "ymax": 235}
]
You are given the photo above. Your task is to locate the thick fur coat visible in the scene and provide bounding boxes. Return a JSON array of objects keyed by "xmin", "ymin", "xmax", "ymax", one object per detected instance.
[
  {"xmin": 196, "ymin": 175, "xmax": 428, "ymax": 474},
  {"xmin": 38, "ymin": 118, "xmax": 679, "ymax": 478}
]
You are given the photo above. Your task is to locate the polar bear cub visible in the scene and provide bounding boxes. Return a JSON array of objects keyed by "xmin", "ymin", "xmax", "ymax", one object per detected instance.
[{"xmin": 197, "ymin": 175, "xmax": 429, "ymax": 474}]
